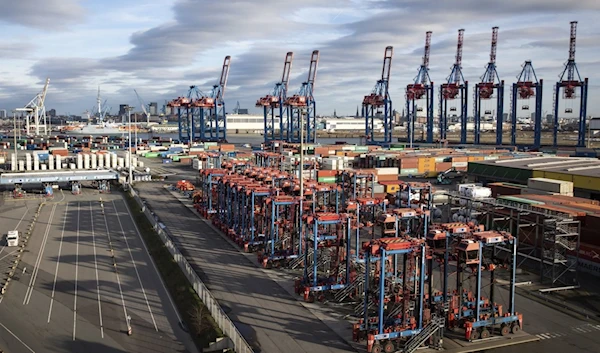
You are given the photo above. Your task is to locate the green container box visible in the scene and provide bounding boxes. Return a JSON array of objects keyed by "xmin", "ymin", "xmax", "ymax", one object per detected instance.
[{"xmin": 399, "ymin": 168, "xmax": 419, "ymax": 176}]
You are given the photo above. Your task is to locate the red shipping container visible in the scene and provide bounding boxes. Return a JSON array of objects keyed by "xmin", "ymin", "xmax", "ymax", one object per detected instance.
[{"xmin": 435, "ymin": 162, "xmax": 452, "ymax": 172}]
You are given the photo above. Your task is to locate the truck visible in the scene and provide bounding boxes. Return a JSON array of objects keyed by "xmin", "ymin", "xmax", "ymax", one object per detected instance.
[{"xmin": 6, "ymin": 230, "xmax": 19, "ymax": 247}]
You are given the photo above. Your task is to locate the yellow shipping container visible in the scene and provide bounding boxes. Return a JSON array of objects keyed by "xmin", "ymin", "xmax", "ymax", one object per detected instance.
[
  {"xmin": 573, "ymin": 175, "xmax": 600, "ymax": 192},
  {"xmin": 385, "ymin": 184, "xmax": 400, "ymax": 194},
  {"xmin": 542, "ymin": 171, "xmax": 573, "ymax": 183},
  {"xmin": 532, "ymin": 170, "xmax": 545, "ymax": 178}
]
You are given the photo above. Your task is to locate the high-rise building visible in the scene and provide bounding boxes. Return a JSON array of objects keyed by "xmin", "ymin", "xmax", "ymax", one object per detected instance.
[
  {"xmin": 119, "ymin": 104, "xmax": 128, "ymax": 116},
  {"xmin": 48, "ymin": 109, "xmax": 57, "ymax": 117},
  {"xmin": 149, "ymin": 102, "xmax": 158, "ymax": 115}
]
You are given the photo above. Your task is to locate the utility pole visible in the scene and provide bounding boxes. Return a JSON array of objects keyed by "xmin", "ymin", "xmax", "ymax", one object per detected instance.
[{"xmin": 126, "ymin": 106, "xmax": 134, "ymax": 185}]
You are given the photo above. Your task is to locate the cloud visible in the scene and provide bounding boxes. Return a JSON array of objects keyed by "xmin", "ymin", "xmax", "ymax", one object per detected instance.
[
  {"xmin": 0, "ymin": 0, "xmax": 84, "ymax": 30},
  {"xmin": 3, "ymin": 0, "xmax": 600, "ymax": 117}
]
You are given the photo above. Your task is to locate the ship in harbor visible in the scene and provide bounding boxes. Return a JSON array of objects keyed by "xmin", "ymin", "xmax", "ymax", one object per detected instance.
[{"xmin": 56, "ymin": 121, "xmax": 146, "ymax": 135}]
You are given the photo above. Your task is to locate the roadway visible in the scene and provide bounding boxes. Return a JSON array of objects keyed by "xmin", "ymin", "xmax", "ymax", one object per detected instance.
[
  {"xmin": 135, "ymin": 182, "xmax": 356, "ymax": 353},
  {"xmin": 0, "ymin": 189, "xmax": 197, "ymax": 353}
]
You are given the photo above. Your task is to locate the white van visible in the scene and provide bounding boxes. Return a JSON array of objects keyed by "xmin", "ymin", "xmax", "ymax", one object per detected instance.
[{"xmin": 6, "ymin": 230, "xmax": 19, "ymax": 247}]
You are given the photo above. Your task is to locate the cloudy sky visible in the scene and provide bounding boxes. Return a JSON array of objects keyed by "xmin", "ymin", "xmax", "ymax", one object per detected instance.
[{"xmin": 0, "ymin": 0, "xmax": 598, "ymax": 117}]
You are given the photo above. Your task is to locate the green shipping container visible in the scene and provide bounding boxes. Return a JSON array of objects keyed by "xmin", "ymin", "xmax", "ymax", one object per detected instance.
[
  {"xmin": 399, "ymin": 168, "xmax": 419, "ymax": 176},
  {"xmin": 317, "ymin": 177, "xmax": 337, "ymax": 183},
  {"xmin": 144, "ymin": 152, "xmax": 160, "ymax": 158},
  {"xmin": 172, "ymin": 155, "xmax": 180, "ymax": 162}
]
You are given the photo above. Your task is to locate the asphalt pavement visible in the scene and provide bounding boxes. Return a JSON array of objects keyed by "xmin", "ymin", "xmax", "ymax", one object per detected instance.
[
  {"xmin": 0, "ymin": 190, "xmax": 197, "ymax": 353},
  {"xmin": 136, "ymin": 182, "xmax": 357, "ymax": 353}
]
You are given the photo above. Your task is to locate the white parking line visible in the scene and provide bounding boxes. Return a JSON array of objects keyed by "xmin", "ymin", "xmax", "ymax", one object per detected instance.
[
  {"xmin": 0, "ymin": 320, "xmax": 36, "ymax": 353},
  {"xmin": 121, "ymin": 198, "xmax": 184, "ymax": 326},
  {"xmin": 48, "ymin": 202, "xmax": 69, "ymax": 323},
  {"xmin": 101, "ymin": 200, "xmax": 130, "ymax": 333},
  {"xmin": 73, "ymin": 202, "xmax": 80, "ymax": 341},
  {"xmin": 90, "ymin": 202, "xmax": 105, "ymax": 338},
  {"xmin": 23, "ymin": 204, "xmax": 57, "ymax": 305},
  {"xmin": 111, "ymin": 200, "xmax": 158, "ymax": 331}
]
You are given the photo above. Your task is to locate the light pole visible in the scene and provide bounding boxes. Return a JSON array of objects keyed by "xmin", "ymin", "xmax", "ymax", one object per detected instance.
[
  {"xmin": 298, "ymin": 108, "xmax": 306, "ymax": 255},
  {"xmin": 126, "ymin": 106, "xmax": 134, "ymax": 185},
  {"xmin": 12, "ymin": 110, "xmax": 17, "ymax": 171}
]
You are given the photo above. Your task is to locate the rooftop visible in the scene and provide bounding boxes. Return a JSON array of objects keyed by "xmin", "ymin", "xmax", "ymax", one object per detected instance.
[{"xmin": 476, "ymin": 156, "xmax": 600, "ymax": 178}]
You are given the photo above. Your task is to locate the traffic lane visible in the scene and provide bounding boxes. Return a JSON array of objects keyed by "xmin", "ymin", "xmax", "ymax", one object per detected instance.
[
  {"xmin": 111, "ymin": 197, "xmax": 198, "ymax": 352},
  {"xmin": 138, "ymin": 184, "xmax": 355, "ymax": 353},
  {"xmin": 105, "ymin": 199, "xmax": 196, "ymax": 353}
]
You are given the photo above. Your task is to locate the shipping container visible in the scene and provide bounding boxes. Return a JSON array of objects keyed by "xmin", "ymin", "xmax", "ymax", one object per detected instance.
[{"xmin": 527, "ymin": 178, "xmax": 574, "ymax": 194}]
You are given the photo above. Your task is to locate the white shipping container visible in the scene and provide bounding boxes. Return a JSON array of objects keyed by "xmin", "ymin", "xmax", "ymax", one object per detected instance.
[
  {"xmin": 112, "ymin": 153, "xmax": 118, "ymax": 168},
  {"xmin": 376, "ymin": 167, "xmax": 399, "ymax": 176},
  {"xmin": 98, "ymin": 154, "xmax": 105, "ymax": 169},
  {"xmin": 11, "ymin": 153, "xmax": 16, "ymax": 171},
  {"xmin": 48, "ymin": 155, "xmax": 54, "ymax": 170},
  {"xmin": 56, "ymin": 155, "xmax": 62, "ymax": 170},
  {"xmin": 84, "ymin": 154, "xmax": 90, "ymax": 169},
  {"xmin": 452, "ymin": 162, "xmax": 468, "ymax": 168},
  {"xmin": 458, "ymin": 183, "xmax": 478, "ymax": 196},
  {"xmin": 527, "ymin": 178, "xmax": 573, "ymax": 194},
  {"xmin": 118, "ymin": 157, "xmax": 125, "ymax": 168},
  {"xmin": 70, "ymin": 163, "xmax": 76, "ymax": 170},
  {"xmin": 33, "ymin": 155, "xmax": 39, "ymax": 171},
  {"xmin": 91, "ymin": 154, "xmax": 97, "ymax": 169},
  {"xmin": 192, "ymin": 158, "xmax": 202, "ymax": 170},
  {"xmin": 18, "ymin": 160, "xmax": 25, "ymax": 171},
  {"xmin": 41, "ymin": 164, "xmax": 47, "ymax": 170},
  {"xmin": 77, "ymin": 154, "xmax": 83, "ymax": 169},
  {"xmin": 25, "ymin": 153, "xmax": 32, "ymax": 171}
]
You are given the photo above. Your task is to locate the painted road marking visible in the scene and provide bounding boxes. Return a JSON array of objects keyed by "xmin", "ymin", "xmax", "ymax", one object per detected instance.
[
  {"xmin": 101, "ymin": 200, "xmax": 130, "ymax": 334},
  {"xmin": 73, "ymin": 202, "xmax": 81, "ymax": 340},
  {"xmin": 0, "ymin": 321, "xmax": 36, "ymax": 353},
  {"xmin": 48, "ymin": 202, "xmax": 69, "ymax": 323},
  {"xmin": 90, "ymin": 202, "xmax": 105, "ymax": 338},
  {"xmin": 24, "ymin": 203, "xmax": 57, "ymax": 305},
  {"xmin": 112, "ymin": 200, "xmax": 158, "ymax": 332}
]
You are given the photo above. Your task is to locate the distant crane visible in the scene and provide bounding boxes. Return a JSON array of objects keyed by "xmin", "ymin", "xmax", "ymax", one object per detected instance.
[
  {"xmin": 285, "ymin": 50, "xmax": 319, "ymax": 144},
  {"xmin": 195, "ymin": 55, "xmax": 231, "ymax": 142},
  {"xmin": 511, "ymin": 61, "xmax": 543, "ymax": 147},
  {"xmin": 406, "ymin": 31, "xmax": 434, "ymax": 146},
  {"xmin": 134, "ymin": 89, "xmax": 150, "ymax": 124},
  {"xmin": 363, "ymin": 46, "xmax": 393, "ymax": 146},
  {"xmin": 439, "ymin": 29, "xmax": 468, "ymax": 144},
  {"xmin": 257, "ymin": 52, "xmax": 294, "ymax": 143},
  {"xmin": 168, "ymin": 86, "xmax": 201, "ymax": 142},
  {"xmin": 23, "ymin": 77, "xmax": 50, "ymax": 136},
  {"xmin": 553, "ymin": 21, "xmax": 589, "ymax": 147},
  {"xmin": 474, "ymin": 27, "xmax": 505, "ymax": 145}
]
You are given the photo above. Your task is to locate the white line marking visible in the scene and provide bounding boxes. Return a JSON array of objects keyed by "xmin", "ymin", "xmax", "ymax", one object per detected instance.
[
  {"xmin": 539, "ymin": 333, "xmax": 551, "ymax": 339},
  {"xmin": 101, "ymin": 200, "xmax": 130, "ymax": 332},
  {"xmin": 0, "ymin": 249, "xmax": 18, "ymax": 262},
  {"xmin": 24, "ymin": 204, "xmax": 57, "ymax": 305},
  {"xmin": 112, "ymin": 200, "xmax": 158, "ymax": 331},
  {"xmin": 90, "ymin": 202, "xmax": 104, "ymax": 338},
  {"xmin": 0, "ymin": 321, "xmax": 36, "ymax": 353},
  {"xmin": 48, "ymin": 202, "xmax": 69, "ymax": 323},
  {"xmin": 121, "ymin": 197, "xmax": 184, "ymax": 326},
  {"xmin": 73, "ymin": 202, "xmax": 80, "ymax": 341}
]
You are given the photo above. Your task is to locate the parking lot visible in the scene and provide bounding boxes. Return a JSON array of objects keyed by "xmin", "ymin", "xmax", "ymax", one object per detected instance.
[{"xmin": 0, "ymin": 189, "xmax": 197, "ymax": 353}]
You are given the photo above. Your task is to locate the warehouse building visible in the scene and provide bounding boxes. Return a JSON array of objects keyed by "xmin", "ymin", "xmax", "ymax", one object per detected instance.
[{"xmin": 468, "ymin": 156, "xmax": 600, "ymax": 200}]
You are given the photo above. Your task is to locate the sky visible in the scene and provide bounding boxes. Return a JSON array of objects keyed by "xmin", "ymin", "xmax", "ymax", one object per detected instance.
[{"xmin": 0, "ymin": 0, "xmax": 599, "ymax": 118}]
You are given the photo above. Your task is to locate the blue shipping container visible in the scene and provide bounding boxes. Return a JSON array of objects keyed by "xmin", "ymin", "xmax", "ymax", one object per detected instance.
[{"xmin": 162, "ymin": 159, "xmax": 172, "ymax": 164}]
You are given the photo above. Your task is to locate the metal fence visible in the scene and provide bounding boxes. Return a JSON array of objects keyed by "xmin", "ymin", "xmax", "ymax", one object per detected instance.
[{"xmin": 128, "ymin": 187, "xmax": 254, "ymax": 353}]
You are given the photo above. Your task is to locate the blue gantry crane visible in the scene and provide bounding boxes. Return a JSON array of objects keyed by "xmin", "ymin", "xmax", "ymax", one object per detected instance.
[
  {"xmin": 553, "ymin": 21, "xmax": 589, "ymax": 148},
  {"xmin": 285, "ymin": 50, "xmax": 320, "ymax": 144},
  {"xmin": 197, "ymin": 56, "xmax": 231, "ymax": 142},
  {"xmin": 440, "ymin": 29, "xmax": 468, "ymax": 144},
  {"xmin": 168, "ymin": 85, "xmax": 203, "ymax": 142},
  {"xmin": 474, "ymin": 27, "xmax": 505, "ymax": 145},
  {"xmin": 364, "ymin": 46, "xmax": 394, "ymax": 146},
  {"xmin": 257, "ymin": 52, "xmax": 294, "ymax": 143},
  {"xmin": 406, "ymin": 31, "xmax": 434, "ymax": 145},
  {"xmin": 511, "ymin": 61, "xmax": 543, "ymax": 148}
]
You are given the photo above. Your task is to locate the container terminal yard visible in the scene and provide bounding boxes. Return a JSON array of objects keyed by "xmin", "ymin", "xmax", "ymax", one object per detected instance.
[{"xmin": 0, "ymin": 20, "xmax": 598, "ymax": 353}]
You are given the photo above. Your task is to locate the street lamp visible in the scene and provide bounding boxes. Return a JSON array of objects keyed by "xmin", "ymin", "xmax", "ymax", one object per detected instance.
[{"xmin": 125, "ymin": 105, "xmax": 134, "ymax": 184}]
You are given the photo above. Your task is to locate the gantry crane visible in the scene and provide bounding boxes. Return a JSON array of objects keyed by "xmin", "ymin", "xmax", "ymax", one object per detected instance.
[
  {"xmin": 23, "ymin": 78, "xmax": 50, "ymax": 136},
  {"xmin": 474, "ymin": 27, "xmax": 505, "ymax": 145},
  {"xmin": 406, "ymin": 31, "xmax": 434, "ymax": 146},
  {"xmin": 553, "ymin": 21, "xmax": 589, "ymax": 148},
  {"xmin": 197, "ymin": 56, "xmax": 231, "ymax": 142},
  {"xmin": 439, "ymin": 29, "xmax": 468, "ymax": 144},
  {"xmin": 285, "ymin": 50, "xmax": 319, "ymax": 144},
  {"xmin": 134, "ymin": 89, "xmax": 151, "ymax": 124},
  {"xmin": 364, "ymin": 46, "xmax": 393, "ymax": 146},
  {"xmin": 511, "ymin": 61, "xmax": 543, "ymax": 147},
  {"xmin": 168, "ymin": 86, "xmax": 202, "ymax": 142},
  {"xmin": 257, "ymin": 52, "xmax": 294, "ymax": 143}
]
